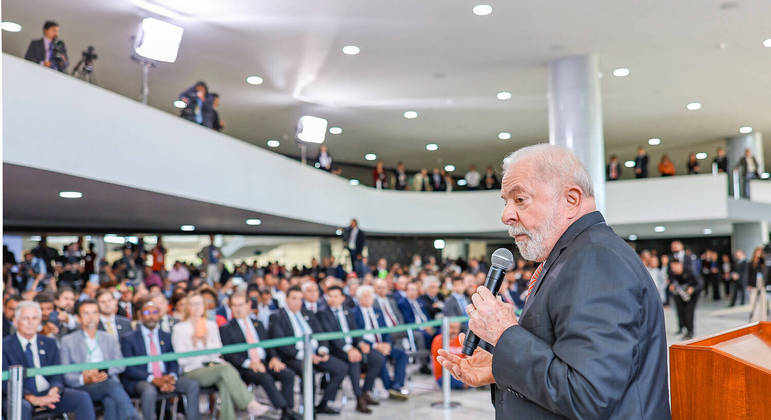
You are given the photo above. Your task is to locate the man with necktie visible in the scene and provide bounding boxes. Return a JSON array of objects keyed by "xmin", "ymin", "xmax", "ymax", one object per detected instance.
[
  {"xmin": 396, "ymin": 282, "xmax": 434, "ymax": 374},
  {"xmin": 24, "ymin": 21, "xmax": 68, "ymax": 72},
  {"xmin": 2, "ymin": 301, "xmax": 94, "ymax": 420},
  {"xmin": 96, "ymin": 289, "xmax": 133, "ymax": 340}
]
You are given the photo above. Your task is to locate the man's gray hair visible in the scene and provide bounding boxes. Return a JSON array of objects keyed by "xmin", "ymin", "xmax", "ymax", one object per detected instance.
[
  {"xmin": 15, "ymin": 301, "xmax": 42, "ymax": 319},
  {"xmin": 502, "ymin": 143, "xmax": 594, "ymax": 197},
  {"xmin": 356, "ymin": 285, "xmax": 375, "ymax": 299},
  {"xmin": 423, "ymin": 276, "xmax": 440, "ymax": 288}
]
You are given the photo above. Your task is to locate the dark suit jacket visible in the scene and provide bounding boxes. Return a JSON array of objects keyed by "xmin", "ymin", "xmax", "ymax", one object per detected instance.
[
  {"xmin": 342, "ymin": 227, "xmax": 366, "ymax": 254},
  {"xmin": 316, "ymin": 308, "xmax": 361, "ymax": 360},
  {"xmin": 490, "ymin": 212, "xmax": 670, "ymax": 419},
  {"xmin": 98, "ymin": 315, "xmax": 133, "ymax": 338},
  {"xmin": 2, "ymin": 334, "xmax": 64, "ymax": 396},
  {"xmin": 268, "ymin": 308, "xmax": 326, "ymax": 360},
  {"xmin": 119, "ymin": 328, "xmax": 179, "ymax": 395},
  {"xmin": 350, "ymin": 306, "xmax": 391, "ymax": 345},
  {"xmin": 220, "ymin": 317, "xmax": 275, "ymax": 368},
  {"xmin": 418, "ymin": 294, "xmax": 443, "ymax": 319},
  {"xmin": 24, "ymin": 38, "xmax": 67, "ymax": 71},
  {"xmin": 396, "ymin": 298, "xmax": 429, "ymax": 324},
  {"xmin": 442, "ymin": 293, "xmax": 469, "ymax": 318}
]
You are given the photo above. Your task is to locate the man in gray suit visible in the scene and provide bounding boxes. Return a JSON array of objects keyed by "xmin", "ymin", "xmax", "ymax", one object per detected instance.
[
  {"xmin": 373, "ymin": 279, "xmax": 407, "ymax": 347},
  {"xmin": 61, "ymin": 299, "xmax": 138, "ymax": 420},
  {"xmin": 438, "ymin": 144, "xmax": 670, "ymax": 419}
]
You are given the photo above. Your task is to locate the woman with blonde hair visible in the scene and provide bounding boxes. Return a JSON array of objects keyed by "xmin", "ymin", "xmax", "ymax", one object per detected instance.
[{"xmin": 171, "ymin": 292, "xmax": 269, "ymax": 419}]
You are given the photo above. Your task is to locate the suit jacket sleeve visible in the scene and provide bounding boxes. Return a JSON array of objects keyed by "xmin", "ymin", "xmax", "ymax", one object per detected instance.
[
  {"xmin": 120, "ymin": 334, "xmax": 149, "ymax": 381},
  {"xmin": 491, "ymin": 245, "xmax": 644, "ymax": 419},
  {"xmin": 397, "ymin": 299, "xmax": 415, "ymax": 324},
  {"xmin": 25, "ymin": 40, "xmax": 43, "ymax": 63},
  {"xmin": 46, "ymin": 340, "xmax": 65, "ymax": 391},
  {"xmin": 104, "ymin": 334, "xmax": 126, "ymax": 376},
  {"xmin": 59, "ymin": 335, "xmax": 82, "ymax": 387},
  {"xmin": 220, "ymin": 323, "xmax": 247, "ymax": 368},
  {"xmin": 268, "ymin": 313, "xmax": 298, "ymax": 360}
]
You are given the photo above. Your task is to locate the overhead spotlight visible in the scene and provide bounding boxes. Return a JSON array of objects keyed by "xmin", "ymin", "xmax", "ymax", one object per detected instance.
[
  {"xmin": 403, "ymin": 111, "xmax": 418, "ymax": 119},
  {"xmin": 133, "ymin": 17, "xmax": 184, "ymax": 63},
  {"xmin": 246, "ymin": 75, "xmax": 264, "ymax": 85},
  {"xmin": 497, "ymin": 91, "xmax": 512, "ymax": 100},
  {"xmin": 335, "ymin": 228, "xmax": 343, "ymax": 236},
  {"xmin": 498, "ymin": 132, "xmax": 511, "ymax": 140},
  {"xmin": 364, "ymin": 153, "xmax": 377, "ymax": 161},
  {"xmin": 612, "ymin": 68, "xmax": 630, "ymax": 77},
  {"xmin": 628, "ymin": 234, "xmax": 638, "ymax": 241},
  {"xmin": 472, "ymin": 4, "xmax": 493, "ymax": 16},
  {"xmin": 329, "ymin": 127, "xmax": 342, "ymax": 135},
  {"xmin": 763, "ymin": 38, "xmax": 771, "ymax": 48},
  {"xmin": 695, "ymin": 152, "xmax": 708, "ymax": 160},
  {"xmin": 342, "ymin": 45, "xmax": 360, "ymax": 55},
  {"xmin": 173, "ymin": 100, "xmax": 186, "ymax": 108},
  {"xmin": 739, "ymin": 126, "xmax": 752, "ymax": 134},
  {"xmin": 624, "ymin": 160, "xmax": 635, "ymax": 168},
  {"xmin": 59, "ymin": 191, "xmax": 83, "ymax": 199},
  {"xmin": 180, "ymin": 225, "xmax": 195, "ymax": 231},
  {"xmin": 648, "ymin": 138, "xmax": 661, "ymax": 146},
  {"xmin": 434, "ymin": 239, "xmax": 446, "ymax": 249},
  {"xmin": 760, "ymin": 172, "xmax": 770, "ymax": 179},
  {"xmin": 426, "ymin": 143, "xmax": 439, "ymax": 151},
  {"xmin": 686, "ymin": 102, "xmax": 702, "ymax": 111},
  {"xmin": 349, "ymin": 179, "xmax": 360, "ymax": 185},
  {"xmin": 266, "ymin": 139, "xmax": 280, "ymax": 148},
  {"xmin": 246, "ymin": 218, "xmax": 262, "ymax": 226},
  {"xmin": 654, "ymin": 226, "xmax": 666, "ymax": 233},
  {"xmin": 457, "ymin": 179, "xmax": 468, "ymax": 186},
  {"xmin": 297, "ymin": 115, "xmax": 328, "ymax": 143},
  {"xmin": 1, "ymin": 22, "xmax": 22, "ymax": 32},
  {"xmin": 703, "ymin": 228, "xmax": 713, "ymax": 235},
  {"xmin": 444, "ymin": 164, "xmax": 456, "ymax": 172}
]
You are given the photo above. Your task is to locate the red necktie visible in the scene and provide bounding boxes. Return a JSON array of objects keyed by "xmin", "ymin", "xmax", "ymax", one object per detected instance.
[
  {"xmin": 381, "ymin": 300, "xmax": 397, "ymax": 326},
  {"xmin": 148, "ymin": 333, "xmax": 162, "ymax": 378},
  {"xmin": 525, "ymin": 264, "xmax": 544, "ymax": 302},
  {"xmin": 369, "ymin": 310, "xmax": 382, "ymax": 343}
]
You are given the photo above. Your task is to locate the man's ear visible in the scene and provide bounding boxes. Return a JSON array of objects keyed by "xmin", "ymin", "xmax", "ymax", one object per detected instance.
[{"xmin": 564, "ymin": 186, "xmax": 582, "ymax": 218}]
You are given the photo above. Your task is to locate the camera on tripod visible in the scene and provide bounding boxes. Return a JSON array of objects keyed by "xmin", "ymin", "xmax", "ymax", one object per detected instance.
[
  {"xmin": 51, "ymin": 39, "xmax": 67, "ymax": 70},
  {"xmin": 72, "ymin": 45, "xmax": 98, "ymax": 83}
]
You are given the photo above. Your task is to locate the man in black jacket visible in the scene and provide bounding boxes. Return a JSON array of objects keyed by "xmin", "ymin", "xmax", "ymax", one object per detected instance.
[
  {"xmin": 317, "ymin": 286, "xmax": 385, "ymax": 413},
  {"xmin": 729, "ymin": 249, "xmax": 749, "ymax": 307},
  {"xmin": 220, "ymin": 292, "xmax": 301, "ymax": 420},
  {"xmin": 268, "ymin": 286, "xmax": 346, "ymax": 415},
  {"xmin": 669, "ymin": 260, "xmax": 701, "ymax": 339},
  {"xmin": 342, "ymin": 219, "xmax": 366, "ymax": 267},
  {"xmin": 25, "ymin": 21, "xmax": 68, "ymax": 72}
]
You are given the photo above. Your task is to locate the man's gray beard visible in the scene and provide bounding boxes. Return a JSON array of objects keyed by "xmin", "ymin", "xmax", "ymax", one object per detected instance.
[{"xmin": 508, "ymin": 210, "xmax": 558, "ymax": 262}]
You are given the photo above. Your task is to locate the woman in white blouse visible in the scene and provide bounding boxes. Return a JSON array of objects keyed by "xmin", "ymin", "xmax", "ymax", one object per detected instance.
[{"xmin": 171, "ymin": 292, "xmax": 269, "ymax": 419}]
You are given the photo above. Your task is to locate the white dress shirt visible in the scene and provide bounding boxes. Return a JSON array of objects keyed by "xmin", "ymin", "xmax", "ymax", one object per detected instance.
[
  {"xmin": 16, "ymin": 333, "xmax": 50, "ymax": 392},
  {"xmin": 360, "ymin": 307, "xmax": 382, "ymax": 343},
  {"xmin": 330, "ymin": 306, "xmax": 353, "ymax": 351},
  {"xmin": 139, "ymin": 325, "xmax": 170, "ymax": 381},
  {"xmin": 284, "ymin": 308, "xmax": 324, "ymax": 359},
  {"xmin": 377, "ymin": 297, "xmax": 398, "ymax": 327}
]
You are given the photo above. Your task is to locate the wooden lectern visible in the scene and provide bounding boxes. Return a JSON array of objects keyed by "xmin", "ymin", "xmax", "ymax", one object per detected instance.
[{"xmin": 669, "ymin": 322, "xmax": 771, "ymax": 419}]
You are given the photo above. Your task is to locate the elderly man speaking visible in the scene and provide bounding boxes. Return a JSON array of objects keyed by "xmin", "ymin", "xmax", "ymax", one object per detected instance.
[{"xmin": 437, "ymin": 144, "xmax": 670, "ymax": 419}]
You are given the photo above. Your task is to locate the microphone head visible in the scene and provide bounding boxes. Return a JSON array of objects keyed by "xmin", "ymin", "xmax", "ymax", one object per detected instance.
[{"xmin": 491, "ymin": 248, "xmax": 514, "ymax": 269}]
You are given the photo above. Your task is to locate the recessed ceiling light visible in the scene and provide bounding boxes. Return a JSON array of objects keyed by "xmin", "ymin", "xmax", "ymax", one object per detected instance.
[
  {"xmin": 180, "ymin": 225, "xmax": 195, "ymax": 231},
  {"xmin": 739, "ymin": 126, "xmax": 752, "ymax": 134},
  {"xmin": 695, "ymin": 152, "xmax": 708, "ymax": 160},
  {"xmin": 173, "ymin": 100, "xmax": 186, "ymax": 108},
  {"xmin": 498, "ymin": 132, "xmax": 511, "ymax": 140},
  {"xmin": 763, "ymin": 38, "xmax": 771, "ymax": 48},
  {"xmin": 266, "ymin": 139, "xmax": 280, "ymax": 148},
  {"xmin": 246, "ymin": 218, "xmax": 262, "ymax": 226},
  {"xmin": 624, "ymin": 160, "xmax": 635, "ymax": 168},
  {"xmin": 612, "ymin": 68, "xmax": 630, "ymax": 77},
  {"xmin": 329, "ymin": 127, "xmax": 342, "ymax": 135},
  {"xmin": 457, "ymin": 179, "xmax": 467, "ymax": 186},
  {"xmin": 1, "ymin": 22, "xmax": 22, "ymax": 32},
  {"xmin": 628, "ymin": 234, "xmax": 638, "ymax": 241},
  {"xmin": 496, "ymin": 91, "xmax": 512, "ymax": 100},
  {"xmin": 426, "ymin": 143, "xmax": 439, "ymax": 151},
  {"xmin": 364, "ymin": 153, "xmax": 377, "ymax": 161},
  {"xmin": 434, "ymin": 239, "xmax": 446, "ymax": 249},
  {"xmin": 648, "ymin": 138, "xmax": 662, "ymax": 146},
  {"xmin": 703, "ymin": 228, "xmax": 713, "ymax": 235},
  {"xmin": 246, "ymin": 76, "xmax": 263, "ymax": 85},
  {"xmin": 335, "ymin": 228, "xmax": 343, "ymax": 236},
  {"xmin": 472, "ymin": 4, "xmax": 493, "ymax": 16},
  {"xmin": 349, "ymin": 179, "xmax": 360, "ymax": 185},
  {"xmin": 59, "ymin": 191, "xmax": 83, "ymax": 199},
  {"xmin": 444, "ymin": 164, "xmax": 456, "ymax": 172},
  {"xmin": 403, "ymin": 111, "xmax": 418, "ymax": 119},
  {"xmin": 760, "ymin": 172, "xmax": 770, "ymax": 179},
  {"xmin": 654, "ymin": 226, "xmax": 666, "ymax": 233},
  {"xmin": 686, "ymin": 102, "xmax": 702, "ymax": 111},
  {"xmin": 342, "ymin": 45, "xmax": 360, "ymax": 55}
]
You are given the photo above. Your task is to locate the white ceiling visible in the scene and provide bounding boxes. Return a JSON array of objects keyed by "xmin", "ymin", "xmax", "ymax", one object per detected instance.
[{"xmin": 3, "ymin": 0, "xmax": 771, "ymax": 171}]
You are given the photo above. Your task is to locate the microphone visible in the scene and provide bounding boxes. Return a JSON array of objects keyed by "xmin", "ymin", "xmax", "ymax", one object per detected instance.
[{"xmin": 461, "ymin": 248, "xmax": 514, "ymax": 356}]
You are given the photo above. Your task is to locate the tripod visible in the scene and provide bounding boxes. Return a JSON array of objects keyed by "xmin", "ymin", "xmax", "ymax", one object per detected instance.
[
  {"xmin": 71, "ymin": 58, "xmax": 95, "ymax": 84},
  {"xmin": 748, "ymin": 275, "xmax": 768, "ymax": 322}
]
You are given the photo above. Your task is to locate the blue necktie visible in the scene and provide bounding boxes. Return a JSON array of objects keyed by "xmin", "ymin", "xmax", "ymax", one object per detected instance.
[
  {"xmin": 24, "ymin": 342, "xmax": 37, "ymax": 394},
  {"xmin": 457, "ymin": 296, "xmax": 467, "ymax": 316},
  {"xmin": 195, "ymin": 98, "xmax": 203, "ymax": 124}
]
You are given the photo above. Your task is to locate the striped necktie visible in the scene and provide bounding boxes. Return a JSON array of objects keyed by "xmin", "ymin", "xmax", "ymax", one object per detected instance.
[{"xmin": 525, "ymin": 263, "xmax": 544, "ymax": 302}]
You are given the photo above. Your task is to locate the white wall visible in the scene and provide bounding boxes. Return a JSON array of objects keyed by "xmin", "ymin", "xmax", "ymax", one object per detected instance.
[{"xmin": 749, "ymin": 180, "xmax": 771, "ymax": 205}]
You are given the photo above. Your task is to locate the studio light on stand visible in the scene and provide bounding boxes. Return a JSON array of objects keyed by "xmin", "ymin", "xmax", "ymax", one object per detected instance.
[
  {"xmin": 296, "ymin": 115, "xmax": 327, "ymax": 165},
  {"xmin": 131, "ymin": 17, "xmax": 184, "ymax": 104}
]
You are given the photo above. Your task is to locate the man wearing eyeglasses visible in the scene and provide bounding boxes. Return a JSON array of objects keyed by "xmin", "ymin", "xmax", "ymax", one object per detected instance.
[{"xmin": 119, "ymin": 300, "xmax": 200, "ymax": 420}]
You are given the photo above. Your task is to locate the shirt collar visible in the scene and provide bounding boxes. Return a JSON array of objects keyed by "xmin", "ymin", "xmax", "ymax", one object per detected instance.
[
  {"xmin": 140, "ymin": 324, "xmax": 159, "ymax": 336},
  {"xmin": 16, "ymin": 333, "xmax": 36, "ymax": 348}
]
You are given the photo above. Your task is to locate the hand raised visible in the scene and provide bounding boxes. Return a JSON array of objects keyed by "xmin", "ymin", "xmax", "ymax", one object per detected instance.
[{"xmin": 436, "ymin": 333, "xmax": 495, "ymax": 387}]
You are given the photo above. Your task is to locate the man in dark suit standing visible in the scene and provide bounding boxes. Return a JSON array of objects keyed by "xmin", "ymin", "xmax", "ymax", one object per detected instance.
[
  {"xmin": 120, "ymin": 300, "xmax": 200, "ymax": 420},
  {"xmin": 220, "ymin": 292, "xmax": 301, "ymax": 420},
  {"xmin": 268, "ymin": 286, "xmax": 347, "ymax": 415},
  {"xmin": 633, "ymin": 146, "xmax": 649, "ymax": 178},
  {"xmin": 24, "ymin": 21, "xmax": 68, "ymax": 72},
  {"xmin": 730, "ymin": 249, "xmax": 749, "ymax": 307},
  {"xmin": 438, "ymin": 144, "xmax": 670, "ymax": 419},
  {"xmin": 317, "ymin": 286, "xmax": 385, "ymax": 413},
  {"xmin": 342, "ymin": 219, "xmax": 366, "ymax": 269},
  {"xmin": 2, "ymin": 301, "xmax": 95, "ymax": 420}
]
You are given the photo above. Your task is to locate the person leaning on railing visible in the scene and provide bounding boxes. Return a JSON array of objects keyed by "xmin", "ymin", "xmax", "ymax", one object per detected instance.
[{"xmin": 171, "ymin": 292, "xmax": 270, "ymax": 419}]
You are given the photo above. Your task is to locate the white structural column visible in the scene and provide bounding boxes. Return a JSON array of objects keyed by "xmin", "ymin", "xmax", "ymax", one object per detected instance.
[
  {"xmin": 547, "ymin": 55, "xmax": 606, "ymax": 214},
  {"xmin": 728, "ymin": 132, "xmax": 768, "ymax": 254}
]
